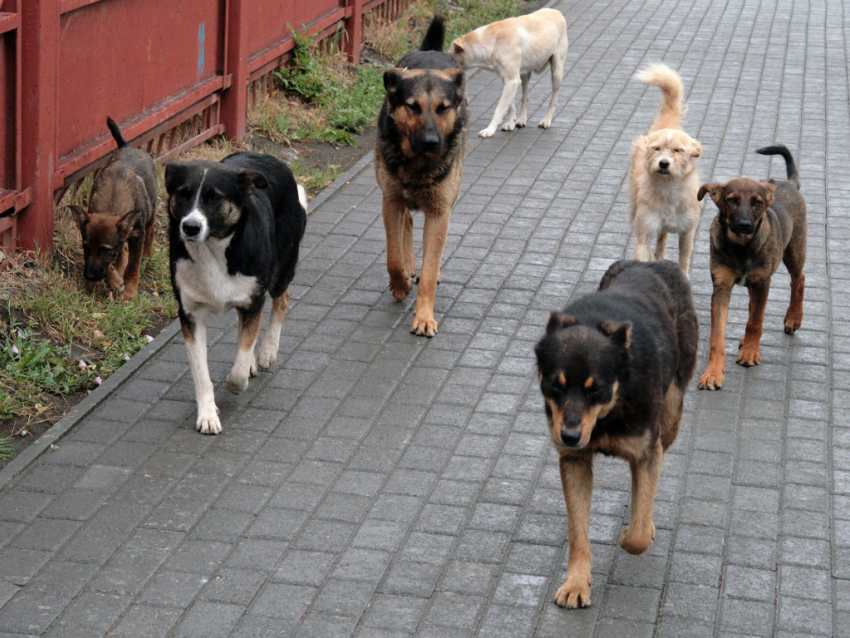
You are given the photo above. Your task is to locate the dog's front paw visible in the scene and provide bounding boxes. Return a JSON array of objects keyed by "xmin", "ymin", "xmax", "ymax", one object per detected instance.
[
  {"xmin": 121, "ymin": 284, "xmax": 138, "ymax": 301},
  {"xmin": 257, "ymin": 343, "xmax": 277, "ymax": 370},
  {"xmin": 411, "ymin": 315, "xmax": 438, "ymax": 338},
  {"xmin": 196, "ymin": 405, "xmax": 222, "ymax": 435},
  {"xmin": 225, "ymin": 371, "xmax": 250, "ymax": 395},
  {"xmin": 554, "ymin": 579, "xmax": 591, "ymax": 609},
  {"xmin": 736, "ymin": 346, "xmax": 760, "ymax": 367},
  {"xmin": 619, "ymin": 522, "xmax": 655, "ymax": 555},
  {"xmin": 391, "ymin": 282, "xmax": 412, "ymax": 302},
  {"xmin": 501, "ymin": 120, "xmax": 516, "ymax": 132},
  {"xmin": 698, "ymin": 367, "xmax": 724, "ymax": 390},
  {"xmin": 784, "ymin": 313, "xmax": 802, "ymax": 334},
  {"xmin": 478, "ymin": 127, "xmax": 496, "ymax": 138},
  {"xmin": 515, "ymin": 117, "xmax": 527, "ymax": 128},
  {"xmin": 538, "ymin": 118, "xmax": 552, "ymax": 129}
]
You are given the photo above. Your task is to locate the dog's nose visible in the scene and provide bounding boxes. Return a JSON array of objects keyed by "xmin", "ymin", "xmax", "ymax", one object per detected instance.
[
  {"xmin": 419, "ymin": 133, "xmax": 442, "ymax": 154},
  {"xmin": 658, "ymin": 160, "xmax": 670, "ymax": 170},
  {"xmin": 181, "ymin": 220, "xmax": 203, "ymax": 238},
  {"xmin": 731, "ymin": 220, "xmax": 754, "ymax": 235},
  {"xmin": 560, "ymin": 428, "xmax": 582, "ymax": 447}
]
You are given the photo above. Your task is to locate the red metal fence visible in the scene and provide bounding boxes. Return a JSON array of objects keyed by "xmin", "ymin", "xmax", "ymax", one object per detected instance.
[{"xmin": 0, "ymin": 0, "xmax": 405, "ymax": 254}]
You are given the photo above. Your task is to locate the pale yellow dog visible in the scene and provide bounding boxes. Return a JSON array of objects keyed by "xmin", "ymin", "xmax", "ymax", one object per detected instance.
[{"xmin": 451, "ymin": 8, "xmax": 569, "ymax": 138}]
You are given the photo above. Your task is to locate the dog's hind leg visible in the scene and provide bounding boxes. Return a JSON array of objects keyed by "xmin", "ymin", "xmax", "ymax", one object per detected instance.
[
  {"xmin": 620, "ymin": 438, "xmax": 663, "ymax": 555},
  {"xmin": 258, "ymin": 289, "xmax": 291, "ymax": 369},
  {"xmin": 182, "ymin": 312, "xmax": 221, "ymax": 434},
  {"xmin": 554, "ymin": 454, "xmax": 593, "ymax": 609},
  {"xmin": 226, "ymin": 307, "xmax": 262, "ymax": 394},
  {"xmin": 660, "ymin": 382, "xmax": 684, "ymax": 450},
  {"xmin": 514, "ymin": 73, "xmax": 531, "ymax": 128},
  {"xmin": 783, "ymin": 241, "xmax": 806, "ymax": 333},
  {"xmin": 653, "ymin": 232, "xmax": 668, "ymax": 261},
  {"xmin": 480, "ymin": 76, "xmax": 521, "ymax": 138},
  {"xmin": 539, "ymin": 55, "xmax": 563, "ymax": 129},
  {"xmin": 737, "ymin": 283, "xmax": 769, "ymax": 367}
]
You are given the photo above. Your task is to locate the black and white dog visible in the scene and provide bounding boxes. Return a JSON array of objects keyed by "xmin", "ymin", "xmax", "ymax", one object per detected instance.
[{"xmin": 166, "ymin": 151, "xmax": 307, "ymax": 434}]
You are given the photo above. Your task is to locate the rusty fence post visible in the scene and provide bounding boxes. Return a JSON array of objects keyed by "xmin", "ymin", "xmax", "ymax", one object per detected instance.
[
  {"xmin": 18, "ymin": 0, "xmax": 59, "ymax": 253},
  {"xmin": 345, "ymin": 0, "xmax": 364, "ymax": 63},
  {"xmin": 221, "ymin": 0, "xmax": 248, "ymax": 143}
]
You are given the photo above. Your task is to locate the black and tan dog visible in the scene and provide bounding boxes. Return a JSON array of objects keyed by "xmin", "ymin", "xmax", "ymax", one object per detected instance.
[
  {"xmin": 535, "ymin": 260, "xmax": 698, "ymax": 609},
  {"xmin": 376, "ymin": 15, "xmax": 469, "ymax": 337},
  {"xmin": 697, "ymin": 145, "xmax": 806, "ymax": 390},
  {"xmin": 70, "ymin": 117, "xmax": 158, "ymax": 300}
]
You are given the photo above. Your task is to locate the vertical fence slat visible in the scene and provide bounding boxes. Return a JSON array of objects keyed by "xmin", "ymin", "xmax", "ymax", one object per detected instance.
[{"xmin": 18, "ymin": 0, "xmax": 59, "ymax": 253}]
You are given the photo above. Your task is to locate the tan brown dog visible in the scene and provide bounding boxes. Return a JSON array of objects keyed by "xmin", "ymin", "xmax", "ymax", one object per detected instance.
[
  {"xmin": 376, "ymin": 16, "xmax": 468, "ymax": 337},
  {"xmin": 629, "ymin": 64, "xmax": 703, "ymax": 276},
  {"xmin": 697, "ymin": 145, "xmax": 806, "ymax": 390},
  {"xmin": 71, "ymin": 117, "xmax": 157, "ymax": 300},
  {"xmin": 450, "ymin": 8, "xmax": 568, "ymax": 137}
]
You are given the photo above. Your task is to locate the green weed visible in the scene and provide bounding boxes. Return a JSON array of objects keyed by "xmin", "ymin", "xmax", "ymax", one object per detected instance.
[
  {"xmin": 0, "ymin": 326, "xmax": 99, "ymax": 427},
  {"xmin": 290, "ymin": 159, "xmax": 342, "ymax": 191}
]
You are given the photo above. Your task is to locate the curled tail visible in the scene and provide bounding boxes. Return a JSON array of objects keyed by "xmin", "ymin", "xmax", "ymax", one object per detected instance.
[
  {"xmin": 756, "ymin": 145, "xmax": 800, "ymax": 188},
  {"xmin": 419, "ymin": 15, "xmax": 446, "ymax": 52},
  {"xmin": 635, "ymin": 63, "xmax": 686, "ymax": 132},
  {"xmin": 106, "ymin": 117, "xmax": 128, "ymax": 148}
]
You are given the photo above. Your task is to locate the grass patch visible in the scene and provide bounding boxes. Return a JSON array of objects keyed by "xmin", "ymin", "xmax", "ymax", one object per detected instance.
[
  {"xmin": 249, "ymin": 30, "xmax": 385, "ymax": 147},
  {"xmin": 365, "ymin": 0, "xmax": 524, "ymax": 63}
]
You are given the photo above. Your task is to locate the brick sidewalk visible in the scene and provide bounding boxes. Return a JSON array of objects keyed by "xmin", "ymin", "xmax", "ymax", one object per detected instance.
[{"xmin": 1, "ymin": 0, "xmax": 847, "ymax": 636}]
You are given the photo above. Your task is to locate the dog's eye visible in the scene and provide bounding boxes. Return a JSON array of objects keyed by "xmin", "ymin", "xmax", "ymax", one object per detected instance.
[
  {"xmin": 436, "ymin": 103, "xmax": 448, "ymax": 115},
  {"xmin": 99, "ymin": 246, "xmax": 112, "ymax": 256},
  {"xmin": 586, "ymin": 384, "xmax": 604, "ymax": 399},
  {"xmin": 204, "ymin": 190, "xmax": 222, "ymax": 204},
  {"xmin": 726, "ymin": 197, "xmax": 740, "ymax": 206},
  {"xmin": 751, "ymin": 199, "xmax": 762, "ymax": 208},
  {"xmin": 652, "ymin": 146, "xmax": 661, "ymax": 152},
  {"xmin": 406, "ymin": 102, "xmax": 421, "ymax": 115},
  {"xmin": 672, "ymin": 148, "xmax": 682, "ymax": 153}
]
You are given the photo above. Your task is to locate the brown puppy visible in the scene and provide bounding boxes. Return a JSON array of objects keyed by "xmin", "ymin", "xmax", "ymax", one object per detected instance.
[
  {"xmin": 697, "ymin": 145, "xmax": 806, "ymax": 390},
  {"xmin": 71, "ymin": 117, "xmax": 157, "ymax": 300},
  {"xmin": 376, "ymin": 16, "xmax": 468, "ymax": 337}
]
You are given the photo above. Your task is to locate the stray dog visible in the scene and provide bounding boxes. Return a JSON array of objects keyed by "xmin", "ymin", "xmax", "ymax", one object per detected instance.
[
  {"xmin": 697, "ymin": 145, "xmax": 806, "ymax": 390},
  {"xmin": 450, "ymin": 8, "xmax": 568, "ymax": 137},
  {"xmin": 70, "ymin": 117, "xmax": 158, "ymax": 300},
  {"xmin": 628, "ymin": 64, "xmax": 703, "ymax": 276},
  {"xmin": 166, "ymin": 151, "xmax": 307, "ymax": 434},
  {"xmin": 535, "ymin": 260, "xmax": 698, "ymax": 609},
  {"xmin": 376, "ymin": 16, "xmax": 469, "ymax": 337}
]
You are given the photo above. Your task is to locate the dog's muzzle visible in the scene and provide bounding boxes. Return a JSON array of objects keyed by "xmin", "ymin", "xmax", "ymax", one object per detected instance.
[
  {"xmin": 656, "ymin": 159, "xmax": 670, "ymax": 175},
  {"xmin": 180, "ymin": 213, "xmax": 208, "ymax": 242},
  {"xmin": 730, "ymin": 220, "xmax": 755, "ymax": 235}
]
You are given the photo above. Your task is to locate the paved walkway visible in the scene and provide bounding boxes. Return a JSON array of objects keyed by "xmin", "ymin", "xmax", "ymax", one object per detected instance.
[{"xmin": 1, "ymin": 0, "xmax": 847, "ymax": 635}]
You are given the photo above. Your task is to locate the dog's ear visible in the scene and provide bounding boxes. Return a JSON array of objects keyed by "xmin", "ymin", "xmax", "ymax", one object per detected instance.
[
  {"xmin": 443, "ymin": 68, "xmax": 466, "ymax": 98},
  {"xmin": 451, "ymin": 40, "xmax": 464, "ymax": 55},
  {"xmin": 69, "ymin": 205, "xmax": 89, "ymax": 229},
  {"xmin": 599, "ymin": 321, "xmax": 632, "ymax": 349},
  {"xmin": 546, "ymin": 312, "xmax": 578, "ymax": 334},
  {"xmin": 237, "ymin": 169, "xmax": 268, "ymax": 196},
  {"xmin": 164, "ymin": 162, "xmax": 188, "ymax": 194},
  {"xmin": 116, "ymin": 210, "xmax": 141, "ymax": 242},
  {"xmin": 760, "ymin": 181, "xmax": 777, "ymax": 207},
  {"xmin": 383, "ymin": 68, "xmax": 404, "ymax": 98},
  {"xmin": 698, "ymin": 182, "xmax": 726, "ymax": 203},
  {"xmin": 689, "ymin": 139, "xmax": 703, "ymax": 158}
]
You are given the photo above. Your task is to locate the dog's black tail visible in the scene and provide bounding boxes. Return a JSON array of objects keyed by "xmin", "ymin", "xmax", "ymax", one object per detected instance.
[
  {"xmin": 419, "ymin": 16, "xmax": 446, "ymax": 52},
  {"xmin": 756, "ymin": 145, "xmax": 800, "ymax": 189},
  {"xmin": 106, "ymin": 117, "xmax": 128, "ymax": 148}
]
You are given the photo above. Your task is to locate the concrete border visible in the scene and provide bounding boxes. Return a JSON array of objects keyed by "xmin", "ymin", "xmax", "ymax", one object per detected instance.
[{"xmin": 0, "ymin": 151, "xmax": 377, "ymax": 492}]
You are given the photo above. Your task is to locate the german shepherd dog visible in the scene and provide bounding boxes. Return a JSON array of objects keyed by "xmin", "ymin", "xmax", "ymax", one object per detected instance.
[
  {"xmin": 697, "ymin": 145, "xmax": 806, "ymax": 390},
  {"xmin": 376, "ymin": 16, "xmax": 469, "ymax": 337},
  {"xmin": 70, "ymin": 117, "xmax": 158, "ymax": 300},
  {"xmin": 166, "ymin": 152, "xmax": 307, "ymax": 434},
  {"xmin": 535, "ymin": 260, "xmax": 698, "ymax": 608}
]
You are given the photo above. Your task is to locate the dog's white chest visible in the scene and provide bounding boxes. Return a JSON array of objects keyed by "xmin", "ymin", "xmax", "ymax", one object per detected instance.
[{"xmin": 175, "ymin": 238, "xmax": 258, "ymax": 315}]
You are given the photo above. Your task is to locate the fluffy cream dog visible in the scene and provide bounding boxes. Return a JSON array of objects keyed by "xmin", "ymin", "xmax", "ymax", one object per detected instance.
[
  {"xmin": 628, "ymin": 63, "xmax": 702, "ymax": 276},
  {"xmin": 450, "ymin": 8, "xmax": 568, "ymax": 138}
]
